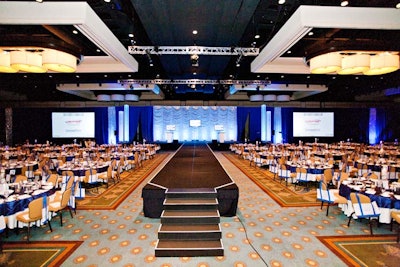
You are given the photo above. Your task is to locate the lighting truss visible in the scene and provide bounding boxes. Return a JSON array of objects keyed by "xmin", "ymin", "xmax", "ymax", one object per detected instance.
[
  {"xmin": 118, "ymin": 79, "xmax": 271, "ymax": 86},
  {"xmin": 128, "ymin": 46, "xmax": 259, "ymax": 56}
]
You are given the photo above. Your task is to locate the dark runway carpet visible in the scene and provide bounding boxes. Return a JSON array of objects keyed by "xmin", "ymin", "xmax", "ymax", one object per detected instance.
[
  {"xmin": 142, "ymin": 142, "xmax": 238, "ymax": 217},
  {"xmin": 149, "ymin": 143, "xmax": 234, "ymax": 188}
]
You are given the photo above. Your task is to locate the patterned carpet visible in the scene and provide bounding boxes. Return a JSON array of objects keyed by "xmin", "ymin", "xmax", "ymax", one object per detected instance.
[
  {"xmin": 223, "ymin": 153, "xmax": 319, "ymax": 207},
  {"xmin": 2, "ymin": 150, "xmax": 399, "ymax": 266},
  {"xmin": 317, "ymin": 235, "xmax": 400, "ymax": 267}
]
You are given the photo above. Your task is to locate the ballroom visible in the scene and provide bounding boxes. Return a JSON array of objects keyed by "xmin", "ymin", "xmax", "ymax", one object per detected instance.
[{"xmin": 1, "ymin": 1, "xmax": 400, "ymax": 266}]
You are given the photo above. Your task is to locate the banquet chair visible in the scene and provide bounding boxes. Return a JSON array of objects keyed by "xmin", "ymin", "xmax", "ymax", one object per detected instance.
[
  {"xmin": 49, "ymin": 188, "xmax": 73, "ymax": 227},
  {"xmin": 358, "ymin": 164, "xmax": 369, "ymax": 177},
  {"xmin": 46, "ymin": 173, "xmax": 59, "ymax": 188},
  {"xmin": 295, "ymin": 167, "xmax": 310, "ymax": 190},
  {"xmin": 390, "ymin": 211, "xmax": 400, "ymax": 242},
  {"xmin": 322, "ymin": 168, "xmax": 334, "ymax": 188},
  {"xmin": 14, "ymin": 175, "xmax": 28, "ymax": 183},
  {"xmin": 83, "ymin": 169, "xmax": 99, "ymax": 193},
  {"xmin": 25, "ymin": 165, "xmax": 35, "ymax": 180},
  {"xmin": 317, "ymin": 180, "xmax": 347, "ymax": 216},
  {"xmin": 388, "ymin": 166, "xmax": 397, "ymax": 180},
  {"xmin": 336, "ymin": 172, "xmax": 349, "ymax": 188},
  {"xmin": 120, "ymin": 156, "xmax": 130, "ymax": 171},
  {"xmin": 278, "ymin": 164, "xmax": 295, "ymax": 186},
  {"xmin": 16, "ymin": 196, "xmax": 52, "ymax": 242},
  {"xmin": 97, "ymin": 165, "xmax": 113, "ymax": 187},
  {"xmin": 134, "ymin": 151, "xmax": 142, "ymax": 169},
  {"xmin": 61, "ymin": 171, "xmax": 75, "ymax": 191},
  {"xmin": 20, "ymin": 166, "xmax": 27, "ymax": 179},
  {"xmin": 347, "ymin": 192, "xmax": 380, "ymax": 235},
  {"xmin": 112, "ymin": 161, "xmax": 122, "ymax": 183}
]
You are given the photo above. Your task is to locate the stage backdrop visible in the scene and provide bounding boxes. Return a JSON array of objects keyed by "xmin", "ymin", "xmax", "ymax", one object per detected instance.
[{"xmin": 153, "ymin": 106, "xmax": 237, "ymax": 142}]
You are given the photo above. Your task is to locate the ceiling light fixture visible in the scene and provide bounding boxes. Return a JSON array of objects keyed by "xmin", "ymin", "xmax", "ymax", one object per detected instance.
[
  {"xmin": 396, "ymin": 3, "xmax": 400, "ymax": 9},
  {"xmin": 341, "ymin": 1, "xmax": 349, "ymax": 7},
  {"xmin": 10, "ymin": 50, "xmax": 47, "ymax": 73},
  {"xmin": 309, "ymin": 52, "xmax": 342, "ymax": 74},
  {"xmin": 364, "ymin": 53, "xmax": 400, "ymax": 75},
  {"xmin": 0, "ymin": 48, "xmax": 75, "ymax": 73},
  {"xmin": 192, "ymin": 30, "xmax": 198, "ymax": 35},
  {"xmin": 0, "ymin": 52, "xmax": 18, "ymax": 73},
  {"xmin": 264, "ymin": 95, "xmax": 276, "ymax": 101},
  {"xmin": 309, "ymin": 51, "xmax": 399, "ymax": 75},
  {"xmin": 42, "ymin": 49, "xmax": 77, "ymax": 72}
]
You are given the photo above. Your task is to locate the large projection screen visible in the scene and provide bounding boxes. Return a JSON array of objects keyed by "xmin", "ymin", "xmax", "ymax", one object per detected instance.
[
  {"xmin": 293, "ymin": 112, "xmax": 334, "ymax": 137},
  {"xmin": 52, "ymin": 112, "xmax": 95, "ymax": 138}
]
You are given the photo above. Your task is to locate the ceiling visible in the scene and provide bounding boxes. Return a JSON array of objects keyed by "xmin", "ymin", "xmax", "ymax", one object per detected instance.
[{"xmin": 0, "ymin": 0, "xmax": 400, "ymax": 106}]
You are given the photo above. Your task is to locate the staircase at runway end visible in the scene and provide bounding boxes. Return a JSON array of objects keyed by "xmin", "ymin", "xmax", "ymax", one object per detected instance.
[{"xmin": 155, "ymin": 187, "xmax": 224, "ymax": 257}]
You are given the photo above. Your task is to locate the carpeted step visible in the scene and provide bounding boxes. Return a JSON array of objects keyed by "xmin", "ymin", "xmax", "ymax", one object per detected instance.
[
  {"xmin": 158, "ymin": 223, "xmax": 222, "ymax": 240},
  {"xmin": 165, "ymin": 188, "xmax": 217, "ymax": 199},
  {"xmin": 163, "ymin": 198, "xmax": 218, "ymax": 210},
  {"xmin": 155, "ymin": 240, "xmax": 224, "ymax": 257},
  {"xmin": 161, "ymin": 209, "xmax": 220, "ymax": 224}
]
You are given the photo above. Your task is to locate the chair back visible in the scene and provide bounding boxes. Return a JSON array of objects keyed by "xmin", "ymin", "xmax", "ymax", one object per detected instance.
[
  {"xmin": 63, "ymin": 171, "xmax": 75, "ymax": 190},
  {"xmin": 297, "ymin": 167, "xmax": 308, "ymax": 181},
  {"xmin": 47, "ymin": 174, "xmax": 58, "ymax": 186},
  {"xmin": 29, "ymin": 197, "xmax": 44, "ymax": 221},
  {"xmin": 317, "ymin": 181, "xmax": 333, "ymax": 203},
  {"xmin": 107, "ymin": 165, "xmax": 112, "ymax": 178},
  {"xmin": 61, "ymin": 188, "xmax": 72, "ymax": 209},
  {"xmin": 349, "ymin": 192, "xmax": 380, "ymax": 218},
  {"xmin": 14, "ymin": 175, "xmax": 28, "ymax": 183},
  {"xmin": 323, "ymin": 168, "xmax": 333, "ymax": 184},
  {"xmin": 84, "ymin": 169, "xmax": 98, "ymax": 183},
  {"xmin": 369, "ymin": 173, "xmax": 378, "ymax": 179}
]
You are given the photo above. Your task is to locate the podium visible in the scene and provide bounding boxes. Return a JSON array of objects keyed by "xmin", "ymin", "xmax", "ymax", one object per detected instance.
[
  {"xmin": 218, "ymin": 132, "xmax": 225, "ymax": 143},
  {"xmin": 166, "ymin": 131, "xmax": 174, "ymax": 143}
]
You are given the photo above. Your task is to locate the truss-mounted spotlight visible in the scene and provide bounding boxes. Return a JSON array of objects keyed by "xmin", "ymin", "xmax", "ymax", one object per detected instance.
[{"xmin": 190, "ymin": 54, "xmax": 199, "ymax": 67}]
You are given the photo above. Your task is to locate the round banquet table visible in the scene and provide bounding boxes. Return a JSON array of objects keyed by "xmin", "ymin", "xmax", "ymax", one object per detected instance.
[
  {"xmin": 0, "ymin": 185, "xmax": 55, "ymax": 229},
  {"xmin": 338, "ymin": 183, "xmax": 400, "ymax": 224}
]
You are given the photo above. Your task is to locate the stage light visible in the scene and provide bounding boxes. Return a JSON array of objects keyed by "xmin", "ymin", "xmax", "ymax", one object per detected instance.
[{"xmin": 190, "ymin": 54, "xmax": 199, "ymax": 67}]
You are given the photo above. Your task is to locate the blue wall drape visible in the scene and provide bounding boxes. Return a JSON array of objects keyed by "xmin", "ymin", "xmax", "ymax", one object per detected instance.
[
  {"xmin": 128, "ymin": 106, "xmax": 153, "ymax": 143},
  {"xmin": 237, "ymin": 107, "xmax": 261, "ymax": 142},
  {"xmin": 376, "ymin": 108, "xmax": 400, "ymax": 142}
]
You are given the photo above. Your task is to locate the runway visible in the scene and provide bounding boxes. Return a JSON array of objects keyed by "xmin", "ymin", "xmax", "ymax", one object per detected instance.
[{"xmin": 142, "ymin": 142, "xmax": 238, "ymax": 217}]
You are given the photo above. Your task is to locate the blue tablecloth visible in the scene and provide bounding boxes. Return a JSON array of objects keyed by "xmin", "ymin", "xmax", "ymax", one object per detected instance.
[
  {"xmin": 339, "ymin": 184, "xmax": 400, "ymax": 210},
  {"xmin": 0, "ymin": 189, "xmax": 54, "ymax": 216}
]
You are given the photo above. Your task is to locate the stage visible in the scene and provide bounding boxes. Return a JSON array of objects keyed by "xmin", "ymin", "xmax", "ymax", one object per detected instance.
[{"xmin": 142, "ymin": 143, "xmax": 239, "ymax": 218}]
